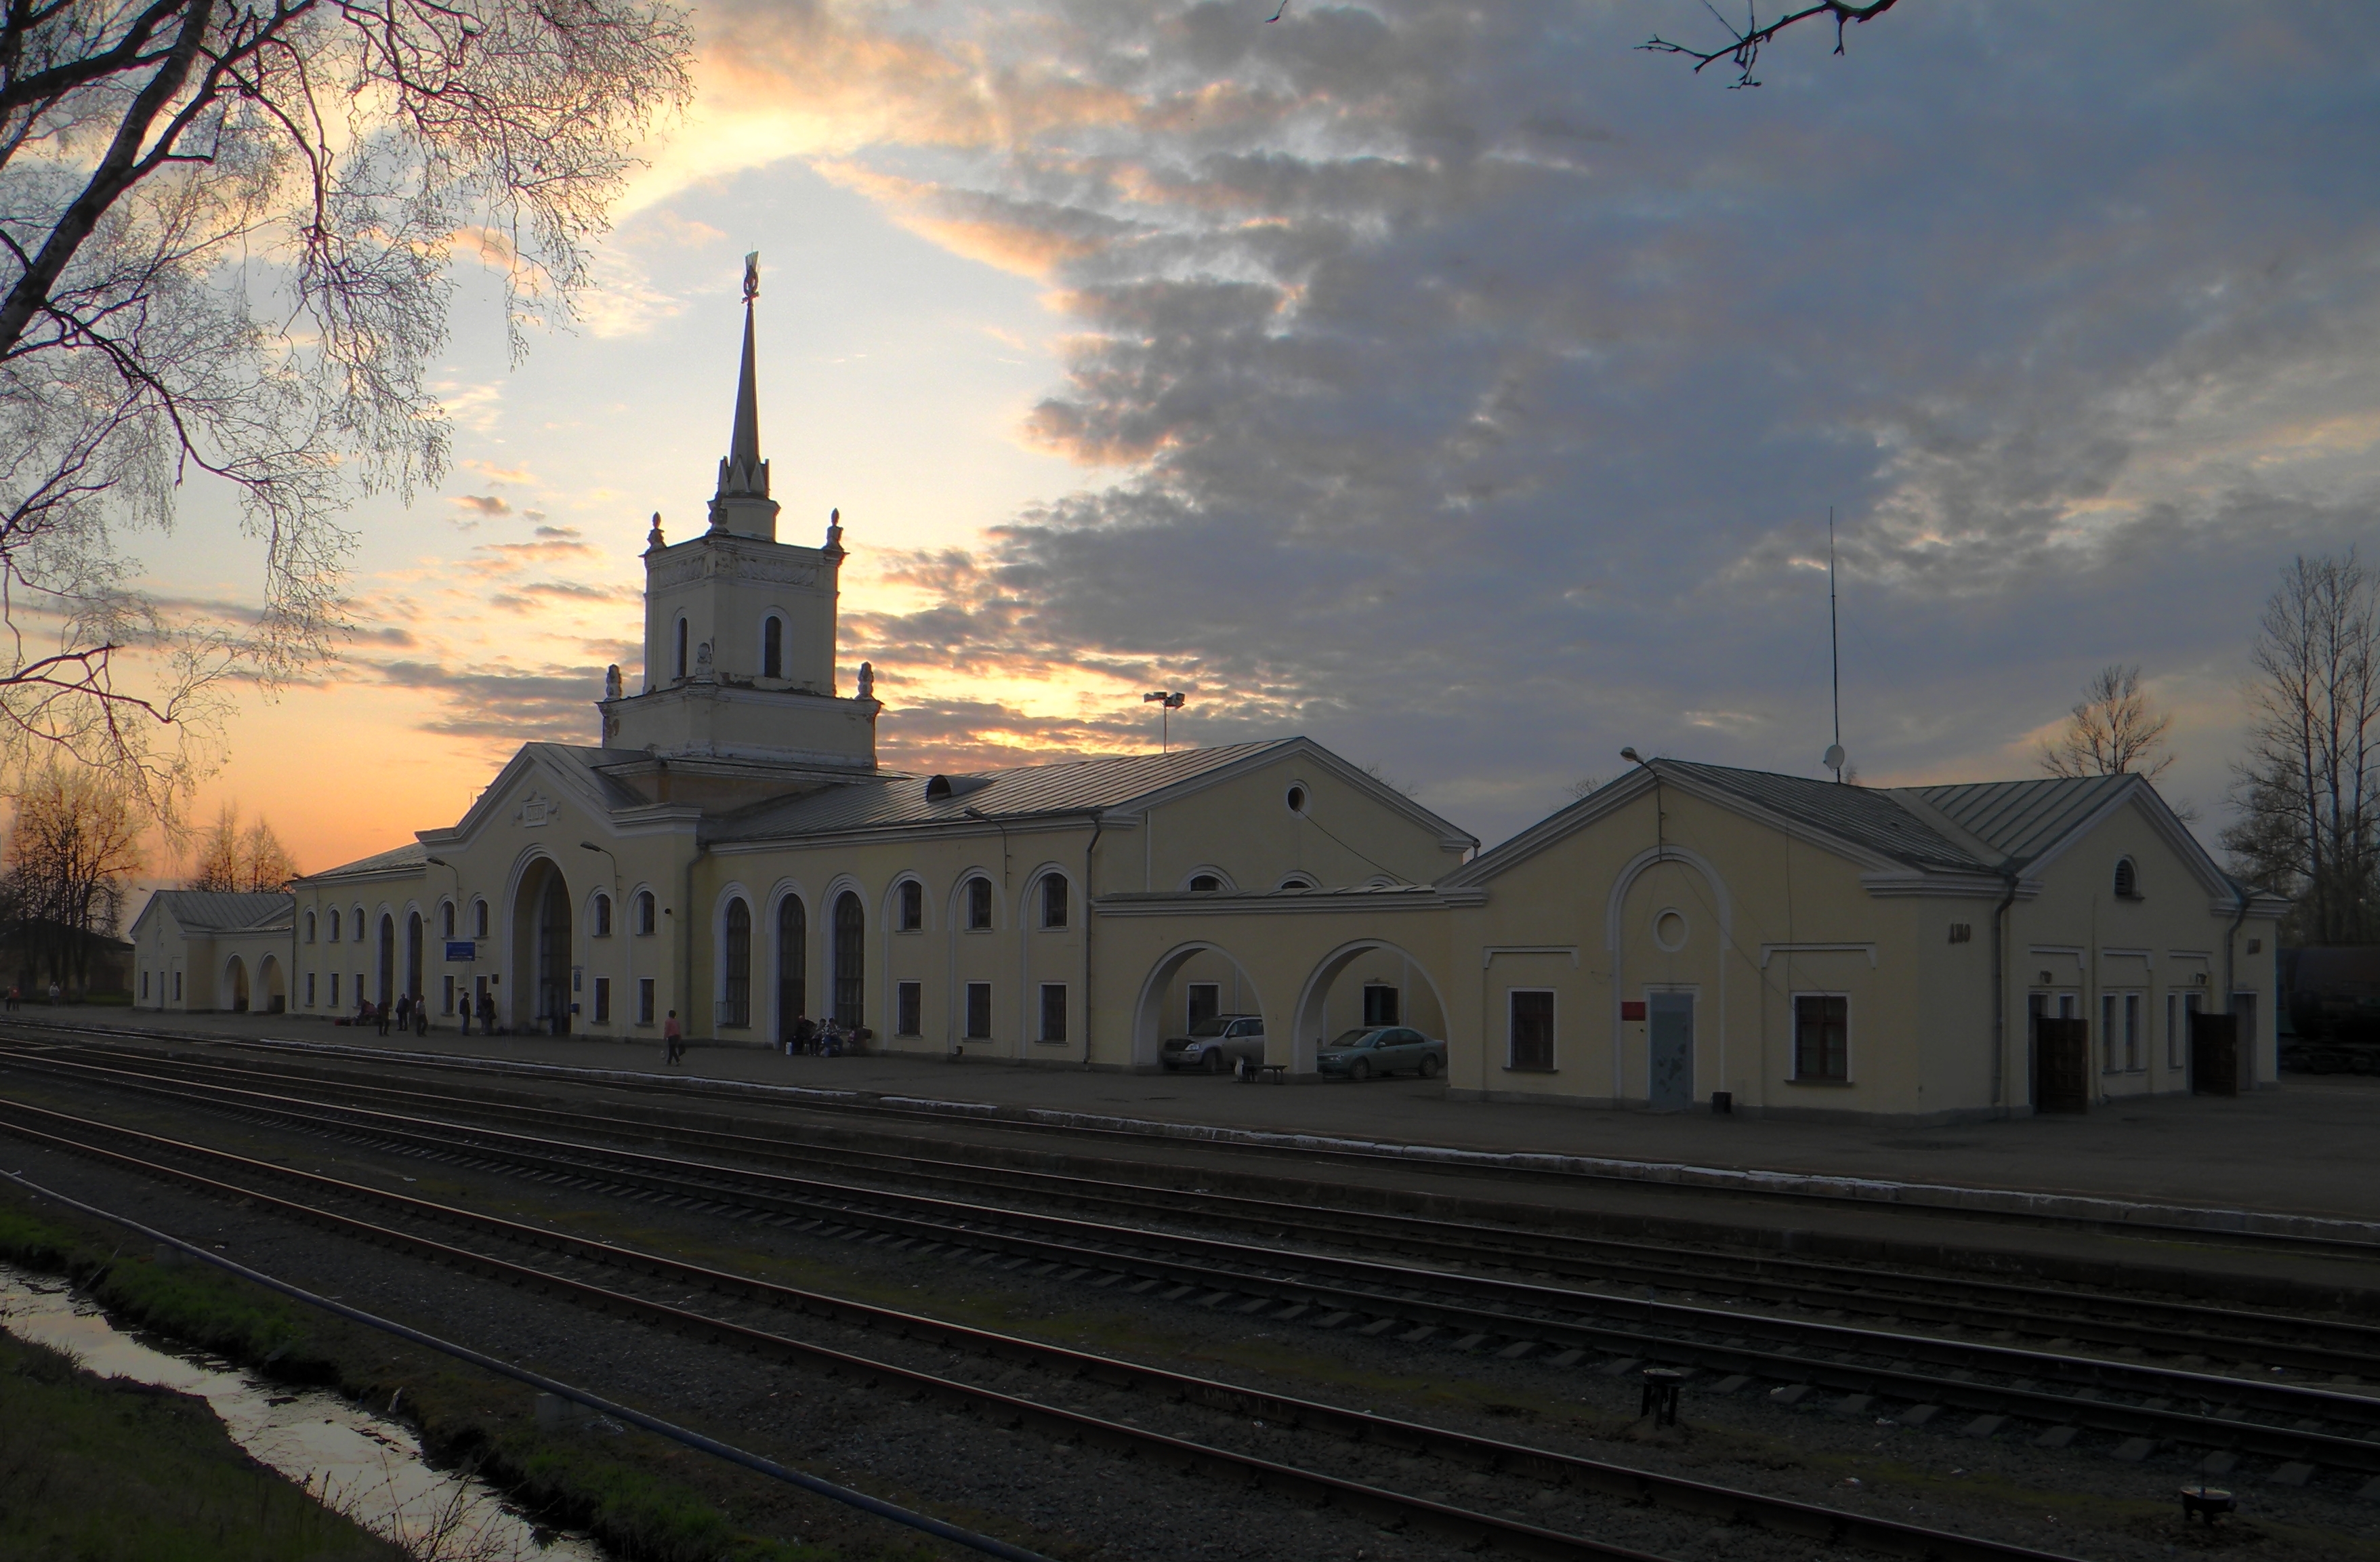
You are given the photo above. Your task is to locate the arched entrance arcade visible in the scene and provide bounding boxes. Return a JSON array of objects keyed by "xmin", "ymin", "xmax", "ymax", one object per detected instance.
[
  {"xmin": 511, "ymin": 856, "xmax": 575, "ymax": 1035},
  {"xmin": 1129, "ymin": 941, "xmax": 1268, "ymax": 1071},
  {"xmin": 1289, "ymin": 939, "xmax": 1451, "ymax": 1075},
  {"xmin": 225, "ymin": 955, "xmax": 249, "ymax": 1013},
  {"xmin": 257, "ymin": 954, "xmax": 286, "ymax": 1014}
]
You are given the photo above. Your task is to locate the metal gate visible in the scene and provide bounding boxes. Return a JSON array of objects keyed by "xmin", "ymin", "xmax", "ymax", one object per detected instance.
[
  {"xmin": 2190, "ymin": 1011, "xmax": 2240, "ymax": 1096},
  {"xmin": 2034, "ymin": 1016, "xmax": 2091, "ymax": 1113}
]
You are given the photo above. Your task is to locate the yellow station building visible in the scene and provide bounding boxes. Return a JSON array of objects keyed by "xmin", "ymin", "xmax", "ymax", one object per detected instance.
[{"xmin": 140, "ymin": 294, "xmax": 2285, "ymax": 1124}]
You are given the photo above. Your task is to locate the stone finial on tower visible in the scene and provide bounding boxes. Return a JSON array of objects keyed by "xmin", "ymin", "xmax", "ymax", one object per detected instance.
[
  {"xmin": 824, "ymin": 506, "xmax": 844, "ymax": 557},
  {"xmin": 707, "ymin": 254, "xmax": 780, "ymax": 539},
  {"xmin": 645, "ymin": 512, "xmax": 665, "ymax": 552}
]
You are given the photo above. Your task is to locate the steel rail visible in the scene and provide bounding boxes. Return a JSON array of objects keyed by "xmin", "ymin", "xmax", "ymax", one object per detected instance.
[
  {"xmin": 5, "ymin": 1084, "xmax": 2379, "ymax": 1480},
  {"xmin": 12, "ymin": 1017, "xmax": 2371, "ymax": 1259},
  {"xmin": 0, "ymin": 1101, "xmax": 2094, "ymax": 1562},
  {"xmin": 26, "ymin": 1042, "xmax": 2380, "ymax": 1375}
]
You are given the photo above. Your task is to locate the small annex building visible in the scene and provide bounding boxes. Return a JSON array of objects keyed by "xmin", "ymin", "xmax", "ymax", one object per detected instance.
[
  {"xmin": 257, "ymin": 276, "xmax": 2283, "ymax": 1124},
  {"xmin": 129, "ymin": 891, "xmax": 296, "ymax": 1014}
]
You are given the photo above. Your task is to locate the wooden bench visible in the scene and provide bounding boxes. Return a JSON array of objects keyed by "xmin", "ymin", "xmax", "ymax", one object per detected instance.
[{"xmin": 1238, "ymin": 1062, "xmax": 1289, "ymax": 1084}]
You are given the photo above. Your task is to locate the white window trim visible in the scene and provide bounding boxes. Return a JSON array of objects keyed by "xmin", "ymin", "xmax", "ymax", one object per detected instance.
[
  {"xmin": 1505, "ymin": 985, "xmax": 1557, "ymax": 1073},
  {"xmin": 1788, "ymin": 989, "xmax": 1854, "ymax": 1085}
]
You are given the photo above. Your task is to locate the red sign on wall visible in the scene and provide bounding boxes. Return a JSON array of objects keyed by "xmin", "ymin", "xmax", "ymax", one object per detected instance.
[{"xmin": 1620, "ymin": 1000, "xmax": 1647, "ymax": 1021}]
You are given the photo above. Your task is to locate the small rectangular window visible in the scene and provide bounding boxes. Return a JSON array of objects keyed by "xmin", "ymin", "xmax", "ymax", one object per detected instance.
[
  {"xmin": 2124, "ymin": 991, "xmax": 2141, "ymax": 1071},
  {"xmin": 965, "ymin": 981, "xmax": 993, "ymax": 1040},
  {"xmin": 594, "ymin": 977, "xmax": 611, "ymax": 1023},
  {"xmin": 140, "ymin": 970, "xmax": 149, "ymax": 1000},
  {"xmin": 328, "ymin": 972, "xmax": 337, "ymax": 1006},
  {"xmin": 1362, "ymin": 985, "xmax": 1400, "ymax": 1026},
  {"xmin": 967, "ymin": 878, "xmax": 993, "ymax": 930},
  {"xmin": 306, "ymin": 972, "xmax": 316, "ymax": 1008},
  {"xmin": 173, "ymin": 970, "xmax": 184, "ymax": 1001},
  {"xmin": 1509, "ymin": 990, "xmax": 1554, "ymax": 1071},
  {"xmin": 2101, "ymin": 993, "xmax": 2119, "ymax": 1073},
  {"xmin": 1187, "ymin": 983, "xmax": 1219, "ymax": 1029},
  {"xmin": 898, "ymin": 880, "xmax": 922, "ymax": 931},
  {"xmin": 1040, "ymin": 983, "xmax": 1067, "ymax": 1043},
  {"xmin": 1041, "ymin": 875, "xmax": 1068, "ymax": 928},
  {"xmin": 1793, "ymin": 994, "xmax": 1848, "ymax": 1081},
  {"xmin": 638, "ymin": 978, "xmax": 656, "ymax": 1026},
  {"xmin": 896, "ymin": 981, "xmax": 922, "ymax": 1036},
  {"xmin": 442, "ymin": 974, "xmax": 454, "ymax": 1014}
]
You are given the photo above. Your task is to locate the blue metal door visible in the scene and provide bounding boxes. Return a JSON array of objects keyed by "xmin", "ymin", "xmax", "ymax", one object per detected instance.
[{"xmin": 1648, "ymin": 993, "xmax": 1693, "ymax": 1110}]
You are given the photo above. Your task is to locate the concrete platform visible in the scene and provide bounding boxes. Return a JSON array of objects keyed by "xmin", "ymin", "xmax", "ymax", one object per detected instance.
[{"xmin": 34, "ymin": 1006, "xmax": 2380, "ymax": 1231}]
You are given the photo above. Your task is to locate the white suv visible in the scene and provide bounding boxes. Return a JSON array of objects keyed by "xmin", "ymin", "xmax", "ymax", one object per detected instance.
[{"xmin": 1161, "ymin": 1014, "xmax": 1265, "ymax": 1073}]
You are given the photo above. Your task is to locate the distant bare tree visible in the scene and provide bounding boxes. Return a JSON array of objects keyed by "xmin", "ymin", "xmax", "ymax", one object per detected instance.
[
  {"xmin": 1, "ymin": 0, "xmax": 694, "ymax": 817},
  {"xmin": 184, "ymin": 802, "xmax": 297, "ymax": 892},
  {"xmin": 2223, "ymin": 554, "xmax": 2380, "ymax": 943},
  {"xmin": 3, "ymin": 760, "xmax": 144, "ymax": 991},
  {"xmin": 2038, "ymin": 665, "xmax": 2177, "ymax": 783},
  {"xmin": 1642, "ymin": 1, "xmax": 1904, "ymax": 88}
]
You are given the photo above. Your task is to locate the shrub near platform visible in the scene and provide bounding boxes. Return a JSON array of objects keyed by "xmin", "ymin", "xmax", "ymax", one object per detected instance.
[{"xmin": 0, "ymin": 1194, "xmax": 955, "ymax": 1562}]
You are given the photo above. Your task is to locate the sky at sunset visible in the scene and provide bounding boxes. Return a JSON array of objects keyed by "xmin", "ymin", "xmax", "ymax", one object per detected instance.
[{"xmin": 138, "ymin": 1, "xmax": 2380, "ymax": 893}]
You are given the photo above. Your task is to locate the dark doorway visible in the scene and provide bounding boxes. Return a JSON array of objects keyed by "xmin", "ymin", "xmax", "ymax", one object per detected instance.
[
  {"xmin": 776, "ymin": 897, "xmax": 806, "ymax": 1042},
  {"xmin": 2191, "ymin": 1011, "xmax": 2240, "ymax": 1097},
  {"xmin": 833, "ymin": 891, "xmax": 864, "ymax": 1027},
  {"xmin": 1648, "ymin": 992, "xmax": 1692, "ymax": 1110},
  {"xmin": 2035, "ymin": 1017, "xmax": 2091, "ymax": 1112},
  {"xmin": 377, "ymin": 916, "xmax": 395, "ymax": 1010},
  {"xmin": 537, "ymin": 872, "xmax": 572, "ymax": 1035}
]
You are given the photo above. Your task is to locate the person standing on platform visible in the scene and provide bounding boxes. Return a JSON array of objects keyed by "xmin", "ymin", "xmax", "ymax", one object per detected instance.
[
  {"xmin": 479, "ymin": 990, "xmax": 495, "ymax": 1035},
  {"xmin": 663, "ymin": 1010, "xmax": 684, "ymax": 1067}
]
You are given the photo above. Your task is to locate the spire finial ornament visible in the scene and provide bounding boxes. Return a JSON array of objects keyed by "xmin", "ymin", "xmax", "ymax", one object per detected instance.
[
  {"xmin": 709, "ymin": 253, "xmax": 778, "ymax": 537},
  {"xmin": 646, "ymin": 511, "xmax": 665, "ymax": 552},
  {"xmin": 824, "ymin": 506, "xmax": 844, "ymax": 556}
]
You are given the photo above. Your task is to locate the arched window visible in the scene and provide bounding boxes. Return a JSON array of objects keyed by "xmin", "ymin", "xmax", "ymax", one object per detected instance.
[
  {"xmin": 440, "ymin": 902, "xmax": 455, "ymax": 938},
  {"xmin": 473, "ymin": 899, "xmax": 488, "ymax": 938},
  {"xmin": 593, "ymin": 893, "xmax": 612, "ymax": 937},
  {"xmin": 965, "ymin": 877, "xmax": 993, "ymax": 930},
  {"xmin": 833, "ymin": 891, "xmax": 864, "ymax": 1027},
  {"xmin": 328, "ymin": 909, "xmax": 341, "ymax": 943},
  {"xmin": 1041, "ymin": 874, "xmax": 1068, "ymax": 928},
  {"xmin": 763, "ymin": 615, "xmax": 783, "ymax": 680},
  {"xmin": 722, "ymin": 899, "xmax": 751, "ymax": 1027},
  {"xmin": 776, "ymin": 896, "xmax": 806, "ymax": 1037},
  {"xmin": 897, "ymin": 879, "xmax": 923, "ymax": 931},
  {"xmin": 305, "ymin": 911, "xmax": 318, "ymax": 943},
  {"xmin": 2114, "ymin": 857, "xmax": 2140, "ymax": 899},
  {"xmin": 675, "ymin": 617, "xmax": 688, "ymax": 680},
  {"xmin": 635, "ymin": 890, "xmax": 656, "ymax": 935},
  {"xmin": 1190, "ymin": 874, "xmax": 1222, "ymax": 893}
]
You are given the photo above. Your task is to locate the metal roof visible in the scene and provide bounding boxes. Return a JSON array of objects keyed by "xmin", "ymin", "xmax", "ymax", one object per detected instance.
[
  {"xmin": 1657, "ymin": 761, "xmax": 1992, "ymax": 871},
  {"xmin": 1910, "ymin": 775, "xmax": 2134, "ymax": 865},
  {"xmin": 715, "ymin": 742, "xmax": 1289, "ymax": 842},
  {"xmin": 141, "ymin": 890, "xmax": 295, "ymax": 933},
  {"xmin": 305, "ymin": 842, "xmax": 430, "ymax": 882}
]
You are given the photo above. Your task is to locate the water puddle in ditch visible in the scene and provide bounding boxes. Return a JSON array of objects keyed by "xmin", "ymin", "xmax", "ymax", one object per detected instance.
[{"xmin": 0, "ymin": 1262, "xmax": 604, "ymax": 1561}]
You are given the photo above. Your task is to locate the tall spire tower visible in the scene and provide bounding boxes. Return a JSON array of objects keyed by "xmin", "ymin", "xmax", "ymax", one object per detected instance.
[{"xmin": 708, "ymin": 251, "xmax": 779, "ymax": 540}]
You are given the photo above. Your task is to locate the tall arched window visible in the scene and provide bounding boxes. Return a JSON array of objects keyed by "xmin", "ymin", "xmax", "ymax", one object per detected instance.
[
  {"xmin": 776, "ymin": 897, "xmax": 806, "ymax": 1040},
  {"xmin": 1041, "ymin": 874, "xmax": 1068, "ymax": 928},
  {"xmin": 833, "ymin": 891, "xmax": 864, "ymax": 1027},
  {"xmin": 306, "ymin": 911, "xmax": 318, "ymax": 943},
  {"xmin": 675, "ymin": 617, "xmax": 689, "ymax": 680},
  {"xmin": 723, "ymin": 899, "xmax": 751, "ymax": 1027},
  {"xmin": 965, "ymin": 877, "xmax": 993, "ymax": 930},
  {"xmin": 635, "ymin": 890, "xmax": 655, "ymax": 935},
  {"xmin": 593, "ymin": 893, "xmax": 612, "ymax": 937},
  {"xmin": 763, "ymin": 615, "xmax": 783, "ymax": 680},
  {"xmin": 473, "ymin": 899, "xmax": 488, "ymax": 938},
  {"xmin": 328, "ymin": 909, "xmax": 341, "ymax": 942},
  {"xmin": 440, "ymin": 902, "xmax": 455, "ymax": 938},
  {"xmin": 897, "ymin": 879, "xmax": 923, "ymax": 931}
]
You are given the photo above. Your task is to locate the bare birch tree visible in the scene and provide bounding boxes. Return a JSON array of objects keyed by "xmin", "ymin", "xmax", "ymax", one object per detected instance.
[
  {"xmin": 2037, "ymin": 664, "xmax": 2177, "ymax": 783},
  {"xmin": 184, "ymin": 798, "xmax": 294, "ymax": 890},
  {"xmin": 2, "ymin": 759, "xmax": 144, "ymax": 990},
  {"xmin": 1, "ymin": 0, "xmax": 693, "ymax": 816},
  {"xmin": 2223, "ymin": 553, "xmax": 2380, "ymax": 944}
]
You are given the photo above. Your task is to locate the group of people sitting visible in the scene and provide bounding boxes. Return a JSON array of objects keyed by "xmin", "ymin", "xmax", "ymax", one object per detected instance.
[{"xmin": 780, "ymin": 1014, "xmax": 860, "ymax": 1057}]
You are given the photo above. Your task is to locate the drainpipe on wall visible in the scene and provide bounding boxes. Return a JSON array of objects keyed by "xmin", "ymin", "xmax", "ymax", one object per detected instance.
[
  {"xmin": 1990, "ymin": 866, "xmax": 2020, "ymax": 1111},
  {"xmin": 1082, "ymin": 815, "xmax": 1104, "ymax": 1069}
]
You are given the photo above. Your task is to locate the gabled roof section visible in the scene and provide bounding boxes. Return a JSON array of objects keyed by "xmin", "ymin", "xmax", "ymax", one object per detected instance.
[
  {"xmin": 1910, "ymin": 775, "xmax": 2135, "ymax": 863},
  {"xmin": 1663, "ymin": 762, "xmax": 1991, "ymax": 873},
  {"xmin": 137, "ymin": 890, "xmax": 294, "ymax": 934},
  {"xmin": 304, "ymin": 842, "xmax": 428, "ymax": 883}
]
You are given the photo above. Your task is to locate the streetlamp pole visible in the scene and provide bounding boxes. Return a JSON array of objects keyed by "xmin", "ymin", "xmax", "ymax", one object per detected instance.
[{"xmin": 1141, "ymin": 690, "xmax": 1186, "ymax": 753}]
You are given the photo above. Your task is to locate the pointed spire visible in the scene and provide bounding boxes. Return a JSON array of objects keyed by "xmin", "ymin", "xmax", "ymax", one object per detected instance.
[{"xmin": 707, "ymin": 253, "xmax": 780, "ymax": 539}]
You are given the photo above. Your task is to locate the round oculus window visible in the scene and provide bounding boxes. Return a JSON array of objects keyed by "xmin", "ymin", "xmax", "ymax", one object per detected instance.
[
  {"xmin": 1285, "ymin": 785, "xmax": 1307, "ymax": 815},
  {"xmin": 1652, "ymin": 909, "xmax": 1689, "ymax": 952}
]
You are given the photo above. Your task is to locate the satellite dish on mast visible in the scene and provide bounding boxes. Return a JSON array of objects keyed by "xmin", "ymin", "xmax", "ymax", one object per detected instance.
[{"xmin": 1822, "ymin": 743, "xmax": 1847, "ymax": 773}]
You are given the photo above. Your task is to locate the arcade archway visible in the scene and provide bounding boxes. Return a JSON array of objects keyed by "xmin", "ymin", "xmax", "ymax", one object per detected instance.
[
  {"xmin": 1289, "ymin": 939, "xmax": 1451, "ymax": 1075},
  {"xmin": 511, "ymin": 857, "xmax": 574, "ymax": 1035},
  {"xmin": 1129, "ymin": 941, "xmax": 1268, "ymax": 1070},
  {"xmin": 226, "ymin": 955, "xmax": 249, "ymax": 1013}
]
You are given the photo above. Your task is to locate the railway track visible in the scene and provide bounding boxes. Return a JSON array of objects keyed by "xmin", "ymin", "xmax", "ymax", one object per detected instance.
[
  {"xmin": 0, "ymin": 1094, "xmax": 2089, "ymax": 1562},
  {"xmin": 18, "ymin": 1039, "xmax": 2380, "ymax": 1378},
  {"xmin": 14, "ymin": 1016, "xmax": 2372, "ymax": 1258},
  {"xmin": 7, "ymin": 1044, "xmax": 2380, "ymax": 1489}
]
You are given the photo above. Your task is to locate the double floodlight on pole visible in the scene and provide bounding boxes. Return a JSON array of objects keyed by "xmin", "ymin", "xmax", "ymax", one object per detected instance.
[{"xmin": 1142, "ymin": 690, "xmax": 1186, "ymax": 753}]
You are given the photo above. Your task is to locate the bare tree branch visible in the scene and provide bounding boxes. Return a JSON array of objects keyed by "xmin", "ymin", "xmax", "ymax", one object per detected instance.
[{"xmin": 1642, "ymin": 0, "xmax": 1904, "ymax": 89}]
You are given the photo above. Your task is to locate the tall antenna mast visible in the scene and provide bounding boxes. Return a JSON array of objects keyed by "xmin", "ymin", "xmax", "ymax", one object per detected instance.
[{"xmin": 1824, "ymin": 506, "xmax": 1847, "ymax": 784}]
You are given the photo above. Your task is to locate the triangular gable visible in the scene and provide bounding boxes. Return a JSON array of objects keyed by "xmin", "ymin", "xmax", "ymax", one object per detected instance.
[
  {"xmin": 423, "ymin": 743, "xmax": 665, "ymax": 851},
  {"xmin": 1125, "ymin": 737, "xmax": 1477, "ymax": 854}
]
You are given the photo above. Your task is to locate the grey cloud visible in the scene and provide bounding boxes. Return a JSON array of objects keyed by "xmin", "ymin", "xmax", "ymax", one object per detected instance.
[
  {"xmin": 728, "ymin": 1, "xmax": 2380, "ymax": 845},
  {"xmin": 372, "ymin": 657, "xmax": 602, "ymax": 742}
]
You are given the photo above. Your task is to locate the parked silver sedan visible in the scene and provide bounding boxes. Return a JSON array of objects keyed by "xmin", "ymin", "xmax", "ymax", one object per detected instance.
[
  {"xmin": 1161, "ymin": 1014, "xmax": 1266, "ymax": 1073},
  {"xmin": 1315, "ymin": 1026, "xmax": 1444, "ymax": 1081}
]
